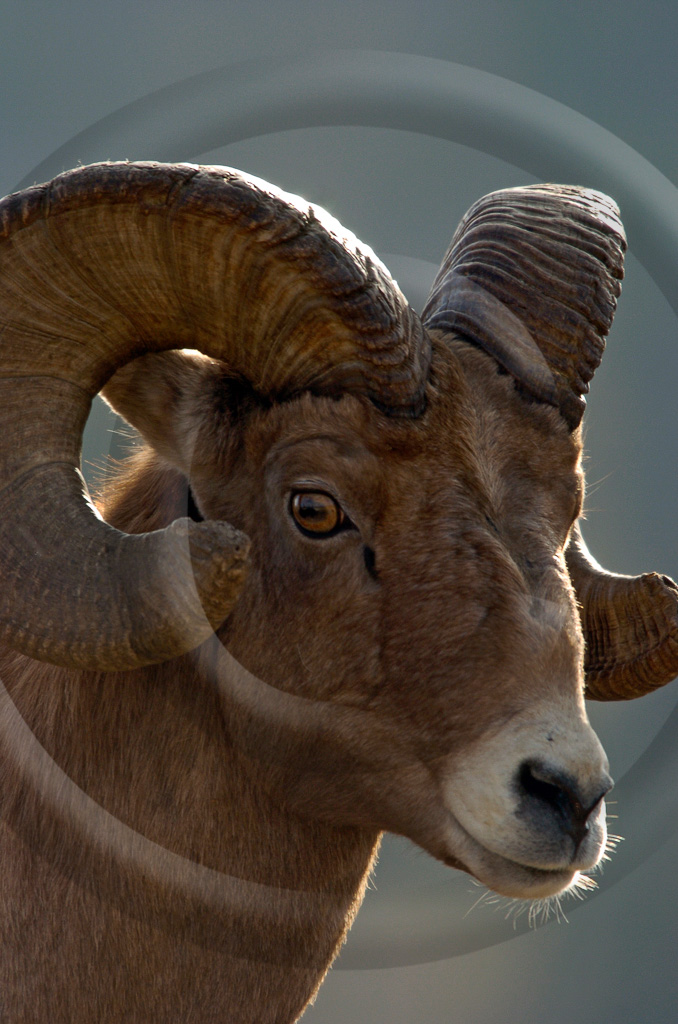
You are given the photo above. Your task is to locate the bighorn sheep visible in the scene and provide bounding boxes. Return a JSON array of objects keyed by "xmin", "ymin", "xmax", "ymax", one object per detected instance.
[{"xmin": 0, "ymin": 162, "xmax": 677, "ymax": 1023}]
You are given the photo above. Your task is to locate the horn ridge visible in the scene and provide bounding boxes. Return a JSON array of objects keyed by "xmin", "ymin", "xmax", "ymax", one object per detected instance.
[
  {"xmin": 567, "ymin": 525, "xmax": 678, "ymax": 700},
  {"xmin": 422, "ymin": 184, "xmax": 626, "ymax": 429}
]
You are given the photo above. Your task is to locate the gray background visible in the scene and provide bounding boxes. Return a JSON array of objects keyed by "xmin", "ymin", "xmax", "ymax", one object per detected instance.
[{"xmin": 2, "ymin": 2, "xmax": 677, "ymax": 1022}]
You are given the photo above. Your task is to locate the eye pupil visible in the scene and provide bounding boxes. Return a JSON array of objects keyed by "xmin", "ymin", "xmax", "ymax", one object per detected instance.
[
  {"xmin": 297, "ymin": 494, "xmax": 332, "ymax": 523},
  {"xmin": 291, "ymin": 492, "xmax": 343, "ymax": 535}
]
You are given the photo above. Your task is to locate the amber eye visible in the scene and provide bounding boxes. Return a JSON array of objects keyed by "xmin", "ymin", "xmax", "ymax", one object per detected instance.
[{"xmin": 290, "ymin": 491, "xmax": 346, "ymax": 537}]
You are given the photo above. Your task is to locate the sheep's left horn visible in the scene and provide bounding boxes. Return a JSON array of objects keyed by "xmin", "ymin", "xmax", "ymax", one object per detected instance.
[
  {"xmin": 422, "ymin": 184, "xmax": 626, "ymax": 429},
  {"xmin": 567, "ymin": 524, "xmax": 678, "ymax": 700}
]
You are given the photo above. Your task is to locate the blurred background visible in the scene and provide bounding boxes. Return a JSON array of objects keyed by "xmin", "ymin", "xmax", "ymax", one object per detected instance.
[{"xmin": 2, "ymin": 2, "xmax": 677, "ymax": 1021}]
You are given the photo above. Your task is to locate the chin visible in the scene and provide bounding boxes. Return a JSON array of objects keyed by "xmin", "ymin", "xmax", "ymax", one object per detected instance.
[{"xmin": 469, "ymin": 857, "xmax": 581, "ymax": 901}]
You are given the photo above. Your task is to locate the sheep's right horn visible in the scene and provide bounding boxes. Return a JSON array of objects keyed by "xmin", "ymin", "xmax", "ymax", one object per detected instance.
[
  {"xmin": 422, "ymin": 184, "xmax": 626, "ymax": 429},
  {"xmin": 0, "ymin": 162, "xmax": 428, "ymax": 671},
  {"xmin": 567, "ymin": 525, "xmax": 678, "ymax": 700}
]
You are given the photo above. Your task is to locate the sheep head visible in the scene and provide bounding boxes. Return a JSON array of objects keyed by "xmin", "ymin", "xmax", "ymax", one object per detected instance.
[{"xmin": 1, "ymin": 163, "xmax": 677, "ymax": 903}]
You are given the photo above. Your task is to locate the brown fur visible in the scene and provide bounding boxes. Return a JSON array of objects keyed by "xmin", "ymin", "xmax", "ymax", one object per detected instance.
[{"xmin": 0, "ymin": 336, "xmax": 589, "ymax": 1021}]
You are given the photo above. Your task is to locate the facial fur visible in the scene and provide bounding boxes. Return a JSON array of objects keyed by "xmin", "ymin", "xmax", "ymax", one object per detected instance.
[{"xmin": 104, "ymin": 336, "xmax": 612, "ymax": 900}]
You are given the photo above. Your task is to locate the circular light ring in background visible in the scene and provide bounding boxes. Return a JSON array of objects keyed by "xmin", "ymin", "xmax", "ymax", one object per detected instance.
[
  {"xmin": 5, "ymin": 50, "xmax": 678, "ymax": 968},
  {"xmin": 18, "ymin": 51, "xmax": 678, "ymax": 319}
]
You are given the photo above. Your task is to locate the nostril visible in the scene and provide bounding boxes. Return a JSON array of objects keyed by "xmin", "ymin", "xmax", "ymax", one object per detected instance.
[
  {"xmin": 518, "ymin": 760, "xmax": 612, "ymax": 846},
  {"xmin": 519, "ymin": 762, "xmax": 576, "ymax": 821}
]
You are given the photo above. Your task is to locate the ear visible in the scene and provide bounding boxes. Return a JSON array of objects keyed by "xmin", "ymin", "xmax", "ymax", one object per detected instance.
[
  {"xmin": 422, "ymin": 185, "xmax": 626, "ymax": 429},
  {"xmin": 100, "ymin": 350, "xmax": 224, "ymax": 475}
]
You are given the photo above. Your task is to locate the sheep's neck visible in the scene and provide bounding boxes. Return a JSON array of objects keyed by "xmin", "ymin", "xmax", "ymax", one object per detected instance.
[{"xmin": 0, "ymin": 656, "xmax": 380, "ymax": 1024}]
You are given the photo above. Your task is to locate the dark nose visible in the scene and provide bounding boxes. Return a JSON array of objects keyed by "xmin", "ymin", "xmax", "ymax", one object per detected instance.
[{"xmin": 518, "ymin": 760, "xmax": 613, "ymax": 849}]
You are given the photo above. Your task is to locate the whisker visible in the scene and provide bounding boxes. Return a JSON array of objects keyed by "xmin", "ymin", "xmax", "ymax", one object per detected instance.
[{"xmin": 463, "ymin": 868, "xmax": 606, "ymax": 931}]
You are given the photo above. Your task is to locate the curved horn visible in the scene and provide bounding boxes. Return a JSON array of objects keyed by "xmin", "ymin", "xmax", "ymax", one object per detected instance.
[
  {"xmin": 0, "ymin": 161, "xmax": 429, "ymax": 671},
  {"xmin": 423, "ymin": 184, "xmax": 678, "ymax": 698},
  {"xmin": 421, "ymin": 184, "xmax": 626, "ymax": 429},
  {"xmin": 567, "ymin": 525, "xmax": 678, "ymax": 700}
]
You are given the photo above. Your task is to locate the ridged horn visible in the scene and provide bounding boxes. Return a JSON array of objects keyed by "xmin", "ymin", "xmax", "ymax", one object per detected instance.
[
  {"xmin": 567, "ymin": 525, "xmax": 678, "ymax": 700},
  {"xmin": 422, "ymin": 185, "xmax": 626, "ymax": 429},
  {"xmin": 0, "ymin": 161, "xmax": 429, "ymax": 671}
]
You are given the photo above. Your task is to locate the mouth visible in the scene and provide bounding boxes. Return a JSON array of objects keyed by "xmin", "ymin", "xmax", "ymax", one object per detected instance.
[{"xmin": 438, "ymin": 809, "xmax": 603, "ymax": 900}]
